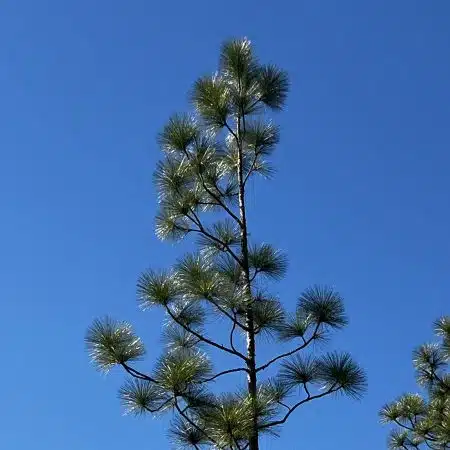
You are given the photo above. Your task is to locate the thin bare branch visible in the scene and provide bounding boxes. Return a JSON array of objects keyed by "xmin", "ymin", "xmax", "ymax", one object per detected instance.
[
  {"xmin": 165, "ymin": 305, "xmax": 248, "ymax": 361},
  {"xmin": 243, "ymin": 153, "xmax": 258, "ymax": 186},
  {"xmin": 143, "ymin": 397, "xmax": 173, "ymax": 413},
  {"xmin": 259, "ymin": 385, "xmax": 339, "ymax": 430},
  {"xmin": 256, "ymin": 325, "xmax": 320, "ymax": 372},
  {"xmin": 186, "ymin": 219, "xmax": 243, "ymax": 268},
  {"xmin": 174, "ymin": 400, "xmax": 218, "ymax": 446},
  {"xmin": 121, "ymin": 363, "xmax": 158, "ymax": 384},
  {"xmin": 233, "ymin": 435, "xmax": 243, "ymax": 450},
  {"xmin": 205, "ymin": 296, "xmax": 248, "ymax": 331},
  {"xmin": 199, "ymin": 367, "xmax": 249, "ymax": 383},
  {"xmin": 230, "ymin": 311, "xmax": 240, "ymax": 353},
  {"xmin": 277, "ymin": 401, "xmax": 290, "ymax": 410}
]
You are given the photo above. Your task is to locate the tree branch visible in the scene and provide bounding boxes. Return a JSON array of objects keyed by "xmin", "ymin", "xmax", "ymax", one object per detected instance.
[
  {"xmin": 230, "ymin": 309, "xmax": 246, "ymax": 351},
  {"xmin": 174, "ymin": 400, "xmax": 218, "ymax": 447},
  {"xmin": 143, "ymin": 397, "xmax": 173, "ymax": 413},
  {"xmin": 205, "ymin": 296, "xmax": 248, "ymax": 332},
  {"xmin": 225, "ymin": 122, "xmax": 240, "ymax": 145},
  {"xmin": 165, "ymin": 305, "xmax": 248, "ymax": 361},
  {"xmin": 121, "ymin": 363, "xmax": 158, "ymax": 384},
  {"xmin": 233, "ymin": 435, "xmax": 243, "ymax": 450},
  {"xmin": 199, "ymin": 367, "xmax": 248, "ymax": 383},
  {"xmin": 181, "ymin": 146, "xmax": 242, "ymax": 226},
  {"xmin": 277, "ymin": 401, "xmax": 290, "ymax": 410},
  {"xmin": 393, "ymin": 420, "xmax": 415, "ymax": 433},
  {"xmin": 243, "ymin": 152, "xmax": 259, "ymax": 186},
  {"xmin": 184, "ymin": 219, "xmax": 243, "ymax": 268},
  {"xmin": 256, "ymin": 325, "xmax": 320, "ymax": 372},
  {"xmin": 259, "ymin": 385, "xmax": 339, "ymax": 429}
]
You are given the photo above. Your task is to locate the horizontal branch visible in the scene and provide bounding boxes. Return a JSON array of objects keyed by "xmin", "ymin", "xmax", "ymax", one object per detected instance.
[
  {"xmin": 256, "ymin": 324, "xmax": 320, "ymax": 372},
  {"xmin": 165, "ymin": 306, "xmax": 248, "ymax": 361},
  {"xmin": 199, "ymin": 367, "xmax": 248, "ymax": 383},
  {"xmin": 121, "ymin": 363, "xmax": 158, "ymax": 384},
  {"xmin": 259, "ymin": 385, "xmax": 339, "ymax": 429},
  {"xmin": 143, "ymin": 397, "xmax": 173, "ymax": 413}
]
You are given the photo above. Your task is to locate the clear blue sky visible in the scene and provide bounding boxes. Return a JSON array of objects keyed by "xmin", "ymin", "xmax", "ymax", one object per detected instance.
[{"xmin": 1, "ymin": 1, "xmax": 449, "ymax": 449}]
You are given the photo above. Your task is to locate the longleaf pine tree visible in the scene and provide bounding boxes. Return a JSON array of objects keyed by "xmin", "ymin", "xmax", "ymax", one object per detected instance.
[
  {"xmin": 86, "ymin": 38, "xmax": 367, "ymax": 450},
  {"xmin": 380, "ymin": 317, "xmax": 450, "ymax": 449}
]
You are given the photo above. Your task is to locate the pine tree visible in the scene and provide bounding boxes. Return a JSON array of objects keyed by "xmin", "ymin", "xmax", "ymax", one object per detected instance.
[
  {"xmin": 85, "ymin": 38, "xmax": 367, "ymax": 450},
  {"xmin": 380, "ymin": 317, "xmax": 450, "ymax": 449}
]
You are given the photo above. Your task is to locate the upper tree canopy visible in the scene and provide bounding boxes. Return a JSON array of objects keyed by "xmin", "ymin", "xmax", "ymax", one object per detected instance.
[{"xmin": 85, "ymin": 38, "xmax": 366, "ymax": 450}]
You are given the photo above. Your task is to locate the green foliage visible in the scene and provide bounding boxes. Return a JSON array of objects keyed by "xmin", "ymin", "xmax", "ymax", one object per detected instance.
[
  {"xmin": 192, "ymin": 75, "xmax": 231, "ymax": 129},
  {"xmin": 317, "ymin": 352, "xmax": 367, "ymax": 399},
  {"xmin": 248, "ymin": 243, "xmax": 288, "ymax": 280},
  {"xmin": 243, "ymin": 120, "xmax": 280, "ymax": 156},
  {"xmin": 252, "ymin": 294, "xmax": 285, "ymax": 337},
  {"xmin": 256, "ymin": 64, "xmax": 289, "ymax": 110},
  {"xmin": 279, "ymin": 352, "xmax": 366, "ymax": 399},
  {"xmin": 137, "ymin": 269, "xmax": 179, "ymax": 308},
  {"xmin": 170, "ymin": 300, "xmax": 206, "ymax": 329},
  {"xmin": 162, "ymin": 325, "xmax": 200, "ymax": 352},
  {"xmin": 262, "ymin": 378, "xmax": 293, "ymax": 404},
  {"xmin": 158, "ymin": 114, "xmax": 199, "ymax": 153},
  {"xmin": 280, "ymin": 355, "xmax": 319, "ymax": 387},
  {"xmin": 170, "ymin": 415, "xmax": 209, "ymax": 448},
  {"xmin": 197, "ymin": 219, "xmax": 240, "ymax": 257},
  {"xmin": 201, "ymin": 394, "xmax": 255, "ymax": 447},
  {"xmin": 381, "ymin": 316, "xmax": 450, "ymax": 449},
  {"xmin": 155, "ymin": 208, "xmax": 190, "ymax": 241},
  {"xmin": 85, "ymin": 317, "xmax": 145, "ymax": 372},
  {"xmin": 298, "ymin": 285, "xmax": 348, "ymax": 330},
  {"xmin": 155, "ymin": 349, "xmax": 212, "ymax": 394},
  {"xmin": 435, "ymin": 317, "xmax": 450, "ymax": 358},
  {"xmin": 277, "ymin": 310, "xmax": 311, "ymax": 341},
  {"xmin": 175, "ymin": 254, "xmax": 221, "ymax": 300},
  {"xmin": 119, "ymin": 378, "xmax": 171, "ymax": 415},
  {"xmin": 86, "ymin": 38, "xmax": 365, "ymax": 450}
]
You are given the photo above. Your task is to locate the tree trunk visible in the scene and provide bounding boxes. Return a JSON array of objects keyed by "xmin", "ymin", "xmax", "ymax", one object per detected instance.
[{"xmin": 236, "ymin": 116, "xmax": 259, "ymax": 450}]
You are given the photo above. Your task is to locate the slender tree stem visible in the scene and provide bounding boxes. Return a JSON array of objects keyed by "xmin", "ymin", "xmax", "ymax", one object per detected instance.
[{"xmin": 232, "ymin": 107, "xmax": 259, "ymax": 450}]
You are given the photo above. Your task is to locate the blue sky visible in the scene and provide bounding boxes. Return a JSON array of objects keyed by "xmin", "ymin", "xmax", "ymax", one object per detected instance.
[{"xmin": 1, "ymin": 1, "xmax": 449, "ymax": 449}]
